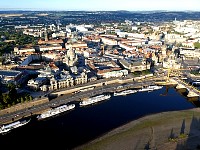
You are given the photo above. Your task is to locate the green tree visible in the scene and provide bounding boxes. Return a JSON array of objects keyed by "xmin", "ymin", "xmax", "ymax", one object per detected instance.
[
  {"xmin": 194, "ymin": 42, "xmax": 200, "ymax": 49},
  {"xmin": 25, "ymin": 95, "xmax": 29, "ymax": 102},
  {"xmin": 12, "ymin": 101, "xmax": 16, "ymax": 105},
  {"xmin": 17, "ymin": 98, "xmax": 20, "ymax": 103},
  {"xmin": 29, "ymin": 95, "xmax": 33, "ymax": 101},
  {"xmin": 2, "ymin": 94, "xmax": 9, "ymax": 104},
  {"xmin": 0, "ymin": 102, "xmax": 4, "ymax": 110},
  {"xmin": 7, "ymin": 82, "xmax": 16, "ymax": 90},
  {"xmin": 21, "ymin": 97, "xmax": 24, "ymax": 103}
]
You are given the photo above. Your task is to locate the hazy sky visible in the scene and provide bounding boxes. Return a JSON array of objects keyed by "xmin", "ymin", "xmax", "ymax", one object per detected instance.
[{"xmin": 1, "ymin": 0, "xmax": 200, "ymax": 11}]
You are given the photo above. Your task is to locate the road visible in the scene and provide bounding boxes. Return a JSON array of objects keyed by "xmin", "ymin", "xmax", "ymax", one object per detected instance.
[{"xmin": 0, "ymin": 78, "xmax": 155, "ymax": 125}]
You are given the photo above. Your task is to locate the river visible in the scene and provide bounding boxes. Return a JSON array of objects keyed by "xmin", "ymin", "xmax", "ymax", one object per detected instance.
[{"xmin": 0, "ymin": 85, "xmax": 199, "ymax": 150}]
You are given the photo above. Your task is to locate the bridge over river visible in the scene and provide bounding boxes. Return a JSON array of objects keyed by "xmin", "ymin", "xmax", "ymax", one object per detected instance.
[{"xmin": 171, "ymin": 78, "xmax": 200, "ymax": 98}]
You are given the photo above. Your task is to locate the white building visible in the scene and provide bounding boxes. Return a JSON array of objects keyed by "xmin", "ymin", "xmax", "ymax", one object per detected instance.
[
  {"xmin": 103, "ymin": 70, "xmax": 128, "ymax": 78},
  {"xmin": 165, "ymin": 34, "xmax": 186, "ymax": 43},
  {"xmin": 14, "ymin": 47, "xmax": 35, "ymax": 55},
  {"xmin": 180, "ymin": 49, "xmax": 200, "ymax": 58},
  {"xmin": 118, "ymin": 42, "xmax": 137, "ymax": 51},
  {"xmin": 174, "ymin": 27, "xmax": 199, "ymax": 34},
  {"xmin": 101, "ymin": 36, "xmax": 118, "ymax": 45},
  {"xmin": 117, "ymin": 32, "xmax": 145, "ymax": 39},
  {"xmin": 39, "ymin": 44, "xmax": 63, "ymax": 52},
  {"xmin": 181, "ymin": 42, "xmax": 195, "ymax": 49},
  {"xmin": 76, "ymin": 26, "xmax": 88, "ymax": 32},
  {"xmin": 52, "ymin": 31, "xmax": 66, "ymax": 38}
]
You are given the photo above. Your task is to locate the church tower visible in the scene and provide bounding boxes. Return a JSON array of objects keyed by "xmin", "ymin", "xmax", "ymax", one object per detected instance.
[
  {"xmin": 44, "ymin": 27, "xmax": 48, "ymax": 41},
  {"xmin": 65, "ymin": 44, "xmax": 78, "ymax": 67}
]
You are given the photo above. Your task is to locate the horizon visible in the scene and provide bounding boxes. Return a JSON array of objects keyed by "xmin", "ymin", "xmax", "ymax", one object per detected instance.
[
  {"xmin": 0, "ymin": 9, "xmax": 200, "ymax": 13},
  {"xmin": 0, "ymin": 9, "xmax": 200, "ymax": 12},
  {"xmin": 1, "ymin": 0, "xmax": 200, "ymax": 12}
]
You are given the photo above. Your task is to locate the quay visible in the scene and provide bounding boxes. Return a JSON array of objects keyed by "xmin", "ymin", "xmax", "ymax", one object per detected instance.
[{"xmin": 0, "ymin": 75, "xmax": 198, "ymax": 125}]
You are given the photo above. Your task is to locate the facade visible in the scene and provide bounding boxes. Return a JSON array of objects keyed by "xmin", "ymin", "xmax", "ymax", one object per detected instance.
[
  {"xmin": 118, "ymin": 42, "xmax": 137, "ymax": 51},
  {"xmin": 165, "ymin": 34, "xmax": 186, "ymax": 43},
  {"xmin": 180, "ymin": 49, "xmax": 200, "ymax": 59},
  {"xmin": 74, "ymin": 72, "xmax": 87, "ymax": 85},
  {"xmin": 14, "ymin": 47, "xmax": 35, "ymax": 55},
  {"xmin": 100, "ymin": 36, "xmax": 118, "ymax": 45},
  {"xmin": 181, "ymin": 42, "xmax": 195, "ymax": 49},
  {"xmin": 57, "ymin": 76, "xmax": 74, "ymax": 89},
  {"xmin": 65, "ymin": 41, "xmax": 88, "ymax": 50},
  {"xmin": 38, "ymin": 39, "xmax": 63, "ymax": 45},
  {"xmin": 65, "ymin": 45, "xmax": 78, "ymax": 67},
  {"xmin": 39, "ymin": 44, "xmax": 63, "ymax": 52},
  {"xmin": 40, "ymin": 72, "xmax": 88, "ymax": 92},
  {"xmin": 101, "ymin": 69, "xmax": 128, "ymax": 78},
  {"xmin": 119, "ymin": 59, "xmax": 150, "ymax": 72},
  {"xmin": 27, "ymin": 77, "xmax": 48, "ymax": 90}
]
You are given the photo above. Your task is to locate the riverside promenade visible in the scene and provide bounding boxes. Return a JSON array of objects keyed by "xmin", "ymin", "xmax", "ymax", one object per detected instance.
[{"xmin": 0, "ymin": 75, "xmax": 165, "ymax": 125}]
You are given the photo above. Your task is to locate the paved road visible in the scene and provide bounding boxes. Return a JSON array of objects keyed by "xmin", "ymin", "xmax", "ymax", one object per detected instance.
[{"xmin": 0, "ymin": 78, "xmax": 155, "ymax": 125}]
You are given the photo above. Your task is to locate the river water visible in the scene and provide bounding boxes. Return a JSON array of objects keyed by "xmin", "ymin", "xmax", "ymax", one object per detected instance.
[{"xmin": 0, "ymin": 85, "xmax": 199, "ymax": 150}]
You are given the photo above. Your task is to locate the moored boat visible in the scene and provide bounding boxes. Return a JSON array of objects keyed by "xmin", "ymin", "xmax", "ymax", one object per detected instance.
[
  {"xmin": 114, "ymin": 89, "xmax": 137, "ymax": 96},
  {"xmin": 137, "ymin": 85, "xmax": 163, "ymax": 92},
  {"xmin": 138, "ymin": 87, "xmax": 154, "ymax": 92},
  {"xmin": 79, "ymin": 94, "xmax": 111, "ymax": 106},
  {"xmin": 148, "ymin": 85, "xmax": 163, "ymax": 90},
  {"xmin": 0, "ymin": 118, "xmax": 31, "ymax": 134},
  {"xmin": 37, "ymin": 104, "xmax": 75, "ymax": 120}
]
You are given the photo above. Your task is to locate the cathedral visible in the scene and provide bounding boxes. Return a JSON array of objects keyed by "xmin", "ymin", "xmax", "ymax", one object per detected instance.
[{"xmin": 65, "ymin": 45, "xmax": 78, "ymax": 67}]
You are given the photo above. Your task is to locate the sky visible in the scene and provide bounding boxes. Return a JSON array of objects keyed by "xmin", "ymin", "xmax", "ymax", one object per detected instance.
[{"xmin": 1, "ymin": 0, "xmax": 200, "ymax": 11}]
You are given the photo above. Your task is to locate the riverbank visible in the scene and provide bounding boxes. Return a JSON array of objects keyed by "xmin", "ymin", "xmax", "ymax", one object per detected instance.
[
  {"xmin": 0, "ymin": 75, "xmax": 157, "ymax": 125},
  {"xmin": 75, "ymin": 108, "xmax": 200, "ymax": 150}
]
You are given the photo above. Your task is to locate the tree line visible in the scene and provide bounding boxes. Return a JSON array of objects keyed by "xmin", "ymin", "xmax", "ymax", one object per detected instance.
[
  {"xmin": 0, "ymin": 83, "xmax": 33, "ymax": 110},
  {"xmin": 0, "ymin": 29, "xmax": 38, "ymax": 55}
]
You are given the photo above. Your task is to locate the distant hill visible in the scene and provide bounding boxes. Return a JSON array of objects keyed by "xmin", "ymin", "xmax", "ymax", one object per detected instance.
[{"xmin": 0, "ymin": 10, "xmax": 200, "ymax": 25}]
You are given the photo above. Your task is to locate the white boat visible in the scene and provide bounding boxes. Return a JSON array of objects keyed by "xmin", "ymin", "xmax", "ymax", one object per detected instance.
[
  {"xmin": 0, "ymin": 118, "xmax": 31, "ymax": 134},
  {"xmin": 138, "ymin": 85, "xmax": 163, "ymax": 92},
  {"xmin": 138, "ymin": 87, "xmax": 154, "ymax": 92},
  {"xmin": 114, "ymin": 89, "xmax": 137, "ymax": 96},
  {"xmin": 148, "ymin": 85, "xmax": 163, "ymax": 90},
  {"xmin": 37, "ymin": 104, "xmax": 75, "ymax": 120},
  {"xmin": 0, "ymin": 127, "xmax": 11, "ymax": 134},
  {"xmin": 79, "ymin": 94, "xmax": 111, "ymax": 106}
]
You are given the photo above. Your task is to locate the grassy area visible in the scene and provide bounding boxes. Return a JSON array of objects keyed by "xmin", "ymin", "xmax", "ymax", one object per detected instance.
[
  {"xmin": 133, "ymin": 70, "xmax": 152, "ymax": 76},
  {"xmin": 191, "ymin": 70, "xmax": 200, "ymax": 75}
]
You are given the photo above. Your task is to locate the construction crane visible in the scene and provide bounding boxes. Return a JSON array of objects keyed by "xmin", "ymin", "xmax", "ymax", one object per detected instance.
[{"xmin": 163, "ymin": 67, "xmax": 191, "ymax": 82}]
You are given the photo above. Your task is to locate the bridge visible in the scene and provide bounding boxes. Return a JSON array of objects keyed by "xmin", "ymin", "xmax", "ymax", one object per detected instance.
[{"xmin": 173, "ymin": 78, "xmax": 200, "ymax": 98}]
